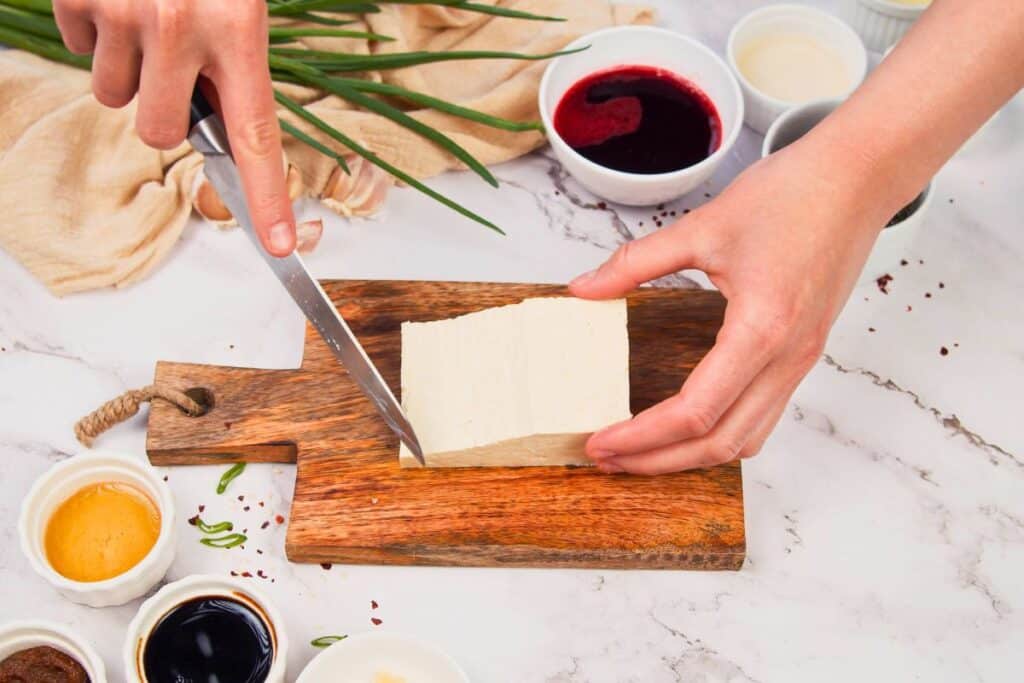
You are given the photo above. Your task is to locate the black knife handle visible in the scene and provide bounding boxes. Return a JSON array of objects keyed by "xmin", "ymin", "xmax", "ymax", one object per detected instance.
[{"xmin": 189, "ymin": 88, "xmax": 216, "ymax": 130}]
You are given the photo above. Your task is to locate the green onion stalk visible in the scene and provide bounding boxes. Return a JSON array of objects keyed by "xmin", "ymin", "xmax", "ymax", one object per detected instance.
[{"xmin": 0, "ymin": 0, "xmax": 571, "ymax": 232}]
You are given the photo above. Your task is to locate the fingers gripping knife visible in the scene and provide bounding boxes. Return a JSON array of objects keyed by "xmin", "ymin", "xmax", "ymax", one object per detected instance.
[{"xmin": 187, "ymin": 90, "xmax": 425, "ymax": 464}]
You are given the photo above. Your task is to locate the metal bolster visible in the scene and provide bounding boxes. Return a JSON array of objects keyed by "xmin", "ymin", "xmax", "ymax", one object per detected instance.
[{"xmin": 187, "ymin": 116, "xmax": 232, "ymax": 157}]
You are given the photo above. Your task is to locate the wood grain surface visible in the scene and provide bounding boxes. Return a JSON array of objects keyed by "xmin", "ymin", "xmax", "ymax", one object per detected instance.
[{"xmin": 147, "ymin": 280, "xmax": 745, "ymax": 569}]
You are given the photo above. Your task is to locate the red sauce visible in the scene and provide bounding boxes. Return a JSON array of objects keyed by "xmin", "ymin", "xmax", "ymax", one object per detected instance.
[{"xmin": 553, "ymin": 65, "xmax": 721, "ymax": 174}]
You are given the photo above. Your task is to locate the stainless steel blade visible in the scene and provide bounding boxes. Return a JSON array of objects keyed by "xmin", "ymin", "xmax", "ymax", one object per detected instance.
[{"xmin": 188, "ymin": 117, "xmax": 423, "ymax": 463}]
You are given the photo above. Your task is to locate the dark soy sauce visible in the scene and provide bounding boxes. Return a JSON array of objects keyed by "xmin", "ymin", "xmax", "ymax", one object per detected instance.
[
  {"xmin": 143, "ymin": 596, "xmax": 273, "ymax": 683},
  {"xmin": 554, "ymin": 65, "xmax": 722, "ymax": 174}
]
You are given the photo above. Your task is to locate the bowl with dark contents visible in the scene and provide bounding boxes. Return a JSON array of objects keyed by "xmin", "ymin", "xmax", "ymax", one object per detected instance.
[
  {"xmin": 761, "ymin": 97, "xmax": 933, "ymax": 283},
  {"xmin": 123, "ymin": 575, "xmax": 288, "ymax": 683},
  {"xmin": 538, "ymin": 25, "xmax": 743, "ymax": 206},
  {"xmin": 0, "ymin": 620, "xmax": 106, "ymax": 683}
]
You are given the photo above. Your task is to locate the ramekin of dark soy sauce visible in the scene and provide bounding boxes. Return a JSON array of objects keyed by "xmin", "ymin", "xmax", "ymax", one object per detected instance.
[{"xmin": 123, "ymin": 576, "xmax": 287, "ymax": 683}]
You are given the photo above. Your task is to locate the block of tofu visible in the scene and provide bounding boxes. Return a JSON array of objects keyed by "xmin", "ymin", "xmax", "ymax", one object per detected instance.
[{"xmin": 399, "ymin": 297, "xmax": 631, "ymax": 468}]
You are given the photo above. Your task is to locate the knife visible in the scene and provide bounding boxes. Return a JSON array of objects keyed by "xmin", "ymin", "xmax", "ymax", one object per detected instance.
[{"xmin": 187, "ymin": 90, "xmax": 424, "ymax": 464}]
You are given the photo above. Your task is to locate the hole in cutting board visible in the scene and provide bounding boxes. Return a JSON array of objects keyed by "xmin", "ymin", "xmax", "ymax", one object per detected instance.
[{"xmin": 183, "ymin": 387, "xmax": 214, "ymax": 416}]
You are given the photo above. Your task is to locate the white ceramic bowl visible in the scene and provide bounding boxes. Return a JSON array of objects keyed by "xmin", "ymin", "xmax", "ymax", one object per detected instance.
[
  {"xmin": 296, "ymin": 632, "xmax": 469, "ymax": 683},
  {"xmin": 18, "ymin": 451, "xmax": 176, "ymax": 608},
  {"xmin": 0, "ymin": 620, "xmax": 107, "ymax": 683},
  {"xmin": 762, "ymin": 98, "xmax": 932, "ymax": 284},
  {"xmin": 538, "ymin": 25, "xmax": 743, "ymax": 206},
  {"xmin": 123, "ymin": 575, "xmax": 288, "ymax": 683},
  {"xmin": 841, "ymin": 0, "xmax": 929, "ymax": 53},
  {"xmin": 728, "ymin": 4, "xmax": 868, "ymax": 134}
]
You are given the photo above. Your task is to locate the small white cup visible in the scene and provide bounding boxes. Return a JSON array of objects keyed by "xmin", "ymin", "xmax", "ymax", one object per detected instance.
[
  {"xmin": 538, "ymin": 25, "xmax": 743, "ymax": 207},
  {"xmin": 123, "ymin": 575, "xmax": 288, "ymax": 683},
  {"xmin": 728, "ymin": 4, "xmax": 868, "ymax": 134},
  {"xmin": 762, "ymin": 98, "xmax": 932, "ymax": 284},
  {"xmin": 18, "ymin": 451, "xmax": 176, "ymax": 608},
  {"xmin": 0, "ymin": 620, "xmax": 107, "ymax": 683},
  {"xmin": 296, "ymin": 632, "xmax": 468, "ymax": 683},
  {"xmin": 841, "ymin": 0, "xmax": 929, "ymax": 53}
]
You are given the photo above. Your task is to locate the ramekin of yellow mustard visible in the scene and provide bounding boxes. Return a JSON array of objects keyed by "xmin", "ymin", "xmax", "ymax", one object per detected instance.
[{"xmin": 18, "ymin": 451, "xmax": 176, "ymax": 608}]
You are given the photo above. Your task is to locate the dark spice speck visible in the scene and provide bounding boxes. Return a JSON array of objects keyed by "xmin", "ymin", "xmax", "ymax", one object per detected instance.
[
  {"xmin": 876, "ymin": 274, "xmax": 893, "ymax": 294},
  {"xmin": 371, "ymin": 618, "xmax": 382, "ymax": 626},
  {"xmin": 321, "ymin": 563, "xmax": 332, "ymax": 570},
  {"xmin": 940, "ymin": 346, "xmax": 949, "ymax": 356}
]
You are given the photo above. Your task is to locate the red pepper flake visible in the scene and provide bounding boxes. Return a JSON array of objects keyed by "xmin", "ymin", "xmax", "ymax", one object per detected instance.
[
  {"xmin": 256, "ymin": 549, "xmax": 263, "ymax": 555},
  {"xmin": 876, "ymin": 274, "xmax": 893, "ymax": 294},
  {"xmin": 683, "ymin": 208, "xmax": 691, "ymax": 214},
  {"xmin": 275, "ymin": 515, "xmax": 285, "ymax": 524},
  {"xmin": 868, "ymin": 327, "xmax": 876, "ymax": 333},
  {"xmin": 241, "ymin": 571, "xmax": 253, "ymax": 578},
  {"xmin": 940, "ymin": 346, "xmax": 949, "ymax": 356},
  {"xmin": 230, "ymin": 570, "xmax": 238, "ymax": 577},
  {"xmin": 198, "ymin": 505, "xmax": 206, "ymax": 513},
  {"xmin": 938, "ymin": 282, "xmax": 945, "ymax": 289},
  {"xmin": 257, "ymin": 570, "xmax": 267, "ymax": 579},
  {"xmin": 243, "ymin": 506, "xmax": 250, "ymax": 512},
  {"xmin": 258, "ymin": 501, "xmax": 265, "ymax": 507},
  {"xmin": 261, "ymin": 521, "xmax": 270, "ymax": 530},
  {"xmin": 371, "ymin": 618, "xmax": 383, "ymax": 626},
  {"xmin": 224, "ymin": 422, "xmax": 232, "ymax": 430},
  {"xmin": 660, "ymin": 211, "xmax": 668, "ymax": 217},
  {"xmin": 321, "ymin": 563, "xmax": 332, "ymax": 570},
  {"xmin": 371, "ymin": 600, "xmax": 379, "ymax": 610},
  {"xmin": 596, "ymin": 201, "xmax": 607, "ymax": 210},
  {"xmin": 925, "ymin": 292, "xmax": 932, "ymax": 298},
  {"xmin": 188, "ymin": 515, "xmax": 199, "ymax": 526},
  {"xmin": 900, "ymin": 259, "xmax": 908, "ymax": 266},
  {"xmin": 238, "ymin": 495, "xmax": 245, "ymax": 502}
]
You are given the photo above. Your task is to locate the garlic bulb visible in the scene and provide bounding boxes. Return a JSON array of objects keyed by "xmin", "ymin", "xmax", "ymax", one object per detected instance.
[
  {"xmin": 320, "ymin": 155, "xmax": 391, "ymax": 218},
  {"xmin": 192, "ymin": 163, "xmax": 305, "ymax": 228},
  {"xmin": 295, "ymin": 219, "xmax": 324, "ymax": 254}
]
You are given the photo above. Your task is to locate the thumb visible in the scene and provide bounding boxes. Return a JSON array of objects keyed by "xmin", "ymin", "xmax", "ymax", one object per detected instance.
[{"xmin": 569, "ymin": 217, "xmax": 704, "ymax": 299}]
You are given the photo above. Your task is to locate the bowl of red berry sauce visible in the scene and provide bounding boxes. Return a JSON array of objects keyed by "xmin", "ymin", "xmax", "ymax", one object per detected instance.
[{"xmin": 539, "ymin": 25, "xmax": 743, "ymax": 206}]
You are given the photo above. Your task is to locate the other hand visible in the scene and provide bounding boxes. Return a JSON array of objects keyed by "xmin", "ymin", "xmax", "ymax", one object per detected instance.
[{"xmin": 571, "ymin": 138, "xmax": 898, "ymax": 475}]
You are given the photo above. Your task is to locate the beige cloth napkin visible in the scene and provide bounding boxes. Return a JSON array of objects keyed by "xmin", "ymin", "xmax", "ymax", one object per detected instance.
[{"xmin": 0, "ymin": 1, "xmax": 652, "ymax": 296}]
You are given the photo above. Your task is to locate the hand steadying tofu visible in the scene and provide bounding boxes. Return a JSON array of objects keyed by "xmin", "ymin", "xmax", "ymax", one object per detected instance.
[{"xmin": 399, "ymin": 297, "xmax": 630, "ymax": 468}]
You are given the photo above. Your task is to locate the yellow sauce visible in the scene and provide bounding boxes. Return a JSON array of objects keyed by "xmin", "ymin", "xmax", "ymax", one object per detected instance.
[
  {"xmin": 737, "ymin": 33, "xmax": 852, "ymax": 103},
  {"xmin": 44, "ymin": 481, "xmax": 160, "ymax": 582},
  {"xmin": 374, "ymin": 673, "xmax": 406, "ymax": 683}
]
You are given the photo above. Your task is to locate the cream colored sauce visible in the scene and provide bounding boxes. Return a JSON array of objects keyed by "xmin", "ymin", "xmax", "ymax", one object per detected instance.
[
  {"xmin": 737, "ymin": 33, "xmax": 853, "ymax": 103},
  {"xmin": 886, "ymin": 0, "xmax": 930, "ymax": 6}
]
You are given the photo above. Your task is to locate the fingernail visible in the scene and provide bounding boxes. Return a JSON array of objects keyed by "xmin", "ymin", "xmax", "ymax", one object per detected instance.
[
  {"xmin": 269, "ymin": 221, "xmax": 294, "ymax": 255},
  {"xmin": 589, "ymin": 449, "xmax": 617, "ymax": 460},
  {"xmin": 569, "ymin": 269, "xmax": 599, "ymax": 287},
  {"xmin": 597, "ymin": 459, "xmax": 624, "ymax": 474}
]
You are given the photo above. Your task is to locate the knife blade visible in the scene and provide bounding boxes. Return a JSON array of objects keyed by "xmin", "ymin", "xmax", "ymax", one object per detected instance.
[{"xmin": 187, "ymin": 91, "xmax": 424, "ymax": 464}]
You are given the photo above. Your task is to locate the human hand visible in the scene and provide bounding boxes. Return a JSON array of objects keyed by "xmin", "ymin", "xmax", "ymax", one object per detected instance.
[
  {"xmin": 53, "ymin": 0, "xmax": 296, "ymax": 255},
  {"xmin": 570, "ymin": 138, "xmax": 904, "ymax": 474}
]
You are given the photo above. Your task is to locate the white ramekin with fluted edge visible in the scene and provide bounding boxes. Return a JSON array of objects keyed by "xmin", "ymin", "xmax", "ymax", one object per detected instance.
[
  {"xmin": 296, "ymin": 631, "xmax": 469, "ymax": 683},
  {"xmin": 727, "ymin": 4, "xmax": 867, "ymax": 135},
  {"xmin": 123, "ymin": 575, "xmax": 288, "ymax": 683},
  {"xmin": 18, "ymin": 451, "xmax": 176, "ymax": 608},
  {"xmin": 0, "ymin": 620, "xmax": 107, "ymax": 683},
  {"xmin": 538, "ymin": 25, "xmax": 743, "ymax": 207},
  {"xmin": 762, "ymin": 98, "xmax": 933, "ymax": 284},
  {"xmin": 841, "ymin": 0, "xmax": 929, "ymax": 53}
]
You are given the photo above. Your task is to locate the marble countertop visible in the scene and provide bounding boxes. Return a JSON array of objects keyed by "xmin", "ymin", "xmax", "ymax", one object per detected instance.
[{"xmin": 2, "ymin": 1, "xmax": 1022, "ymax": 680}]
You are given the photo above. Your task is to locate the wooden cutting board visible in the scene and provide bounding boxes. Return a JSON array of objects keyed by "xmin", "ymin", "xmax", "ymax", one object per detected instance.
[{"xmin": 146, "ymin": 281, "xmax": 745, "ymax": 570}]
